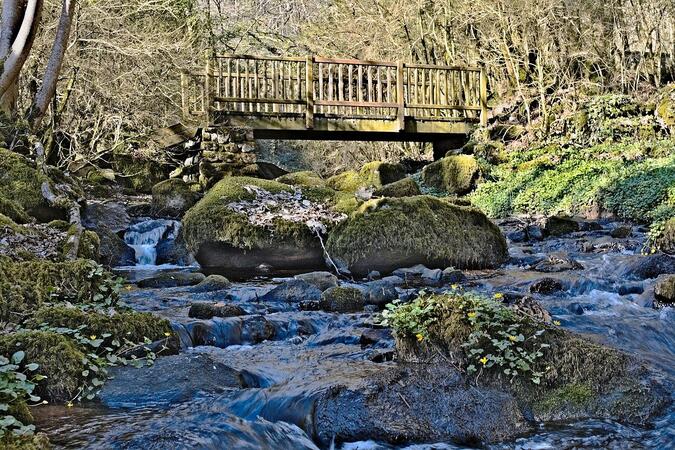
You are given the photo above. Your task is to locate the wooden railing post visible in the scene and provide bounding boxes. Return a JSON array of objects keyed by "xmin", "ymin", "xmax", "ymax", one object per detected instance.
[
  {"xmin": 204, "ymin": 50, "xmax": 212, "ymax": 124},
  {"xmin": 397, "ymin": 61, "xmax": 405, "ymax": 131},
  {"xmin": 480, "ymin": 65, "xmax": 488, "ymax": 127},
  {"xmin": 180, "ymin": 69, "xmax": 189, "ymax": 118},
  {"xmin": 305, "ymin": 55, "xmax": 314, "ymax": 129}
]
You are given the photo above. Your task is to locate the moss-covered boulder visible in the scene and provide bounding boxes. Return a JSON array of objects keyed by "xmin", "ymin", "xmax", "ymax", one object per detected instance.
[
  {"xmin": 0, "ymin": 148, "xmax": 66, "ymax": 222},
  {"xmin": 422, "ymin": 155, "xmax": 480, "ymax": 195},
  {"xmin": 656, "ymin": 84, "xmax": 675, "ymax": 130},
  {"xmin": 0, "ymin": 197, "xmax": 31, "ymax": 224},
  {"xmin": 29, "ymin": 306, "xmax": 172, "ymax": 344},
  {"xmin": 151, "ymin": 179, "xmax": 200, "ymax": 217},
  {"xmin": 373, "ymin": 177, "xmax": 421, "ymax": 198},
  {"xmin": 326, "ymin": 196, "xmax": 508, "ymax": 276},
  {"xmin": 654, "ymin": 276, "xmax": 675, "ymax": 307},
  {"xmin": 276, "ymin": 171, "xmax": 325, "ymax": 187},
  {"xmin": 390, "ymin": 292, "xmax": 670, "ymax": 426},
  {"xmin": 327, "ymin": 161, "xmax": 405, "ymax": 193},
  {"xmin": 0, "ymin": 257, "xmax": 119, "ymax": 324},
  {"xmin": 320, "ymin": 286, "xmax": 365, "ymax": 312},
  {"xmin": 181, "ymin": 176, "xmax": 326, "ymax": 277},
  {"xmin": 0, "ymin": 331, "xmax": 86, "ymax": 402}
]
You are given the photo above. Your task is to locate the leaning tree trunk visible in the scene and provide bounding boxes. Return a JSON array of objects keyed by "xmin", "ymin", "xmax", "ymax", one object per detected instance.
[
  {"xmin": 26, "ymin": 0, "xmax": 75, "ymax": 128},
  {"xmin": 0, "ymin": 0, "xmax": 44, "ymax": 115},
  {"xmin": 0, "ymin": 0, "xmax": 23, "ymax": 61}
]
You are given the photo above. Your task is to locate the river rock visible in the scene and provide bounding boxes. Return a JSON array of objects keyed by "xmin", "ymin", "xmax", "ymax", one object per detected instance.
[
  {"xmin": 294, "ymin": 271, "xmax": 339, "ymax": 291},
  {"xmin": 137, "ymin": 271, "xmax": 206, "ymax": 288},
  {"xmin": 320, "ymin": 287, "xmax": 365, "ymax": 313},
  {"xmin": 260, "ymin": 279, "xmax": 322, "ymax": 303},
  {"xmin": 362, "ymin": 280, "xmax": 398, "ymax": 308},
  {"xmin": 189, "ymin": 302, "xmax": 245, "ymax": 319},
  {"xmin": 421, "ymin": 155, "xmax": 480, "ymax": 194},
  {"xmin": 181, "ymin": 176, "xmax": 327, "ymax": 277},
  {"xmin": 654, "ymin": 276, "xmax": 675, "ymax": 307},
  {"xmin": 529, "ymin": 277, "xmax": 565, "ymax": 295},
  {"xmin": 98, "ymin": 227, "xmax": 135, "ymax": 267},
  {"xmin": 327, "ymin": 196, "xmax": 507, "ymax": 277},
  {"xmin": 82, "ymin": 201, "xmax": 130, "ymax": 233},
  {"xmin": 151, "ymin": 179, "xmax": 200, "ymax": 217},
  {"xmin": 359, "ymin": 328, "xmax": 393, "ymax": 347},
  {"xmin": 99, "ymin": 352, "xmax": 243, "ymax": 407},
  {"xmin": 533, "ymin": 252, "xmax": 584, "ymax": 272},
  {"xmin": 610, "ymin": 225, "xmax": 632, "ymax": 238},
  {"xmin": 372, "ymin": 177, "xmax": 421, "ymax": 198},
  {"xmin": 326, "ymin": 161, "xmax": 405, "ymax": 193},
  {"xmin": 544, "ymin": 216, "xmax": 602, "ymax": 236},
  {"xmin": 442, "ymin": 268, "xmax": 466, "ymax": 283},
  {"xmin": 241, "ymin": 315, "xmax": 276, "ymax": 343},
  {"xmin": 622, "ymin": 254, "xmax": 675, "ymax": 280},
  {"xmin": 190, "ymin": 274, "xmax": 232, "ymax": 293}
]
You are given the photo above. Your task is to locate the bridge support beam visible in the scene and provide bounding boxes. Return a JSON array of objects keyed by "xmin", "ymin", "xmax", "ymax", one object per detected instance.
[{"xmin": 432, "ymin": 137, "xmax": 467, "ymax": 160}]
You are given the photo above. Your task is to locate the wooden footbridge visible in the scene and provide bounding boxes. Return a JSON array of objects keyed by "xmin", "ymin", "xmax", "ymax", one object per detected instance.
[{"xmin": 181, "ymin": 54, "xmax": 488, "ymax": 153}]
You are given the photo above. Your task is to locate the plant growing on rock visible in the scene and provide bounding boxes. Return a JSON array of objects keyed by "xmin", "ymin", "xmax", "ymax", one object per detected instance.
[
  {"xmin": 0, "ymin": 351, "xmax": 43, "ymax": 438},
  {"xmin": 382, "ymin": 292, "xmax": 550, "ymax": 384}
]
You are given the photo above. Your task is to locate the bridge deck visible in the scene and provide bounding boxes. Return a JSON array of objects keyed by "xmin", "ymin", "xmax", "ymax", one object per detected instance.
[{"xmin": 181, "ymin": 54, "xmax": 487, "ymax": 142}]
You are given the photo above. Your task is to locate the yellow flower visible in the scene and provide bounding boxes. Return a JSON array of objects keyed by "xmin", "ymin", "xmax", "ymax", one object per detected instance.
[
  {"xmin": 479, "ymin": 356, "xmax": 488, "ymax": 365},
  {"xmin": 66, "ymin": 401, "xmax": 73, "ymax": 408},
  {"xmin": 467, "ymin": 312, "xmax": 477, "ymax": 318},
  {"xmin": 553, "ymin": 320, "xmax": 561, "ymax": 326},
  {"xmin": 494, "ymin": 293, "xmax": 504, "ymax": 300},
  {"xmin": 90, "ymin": 335, "xmax": 97, "ymax": 340},
  {"xmin": 508, "ymin": 335, "xmax": 517, "ymax": 342},
  {"xmin": 450, "ymin": 284, "xmax": 458, "ymax": 290},
  {"xmin": 416, "ymin": 333, "xmax": 424, "ymax": 342},
  {"xmin": 164, "ymin": 332, "xmax": 171, "ymax": 337}
]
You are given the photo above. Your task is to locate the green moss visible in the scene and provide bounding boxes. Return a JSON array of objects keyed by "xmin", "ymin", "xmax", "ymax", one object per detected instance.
[
  {"xmin": 0, "ymin": 258, "xmax": 119, "ymax": 324},
  {"xmin": 320, "ymin": 286, "xmax": 364, "ymax": 312},
  {"xmin": 0, "ymin": 331, "xmax": 86, "ymax": 402},
  {"xmin": 0, "ymin": 433, "xmax": 50, "ymax": 449},
  {"xmin": 0, "ymin": 197, "xmax": 30, "ymax": 224},
  {"xmin": 537, "ymin": 383, "xmax": 594, "ymax": 412},
  {"xmin": 391, "ymin": 292, "xmax": 660, "ymax": 423},
  {"xmin": 181, "ymin": 176, "xmax": 317, "ymax": 253},
  {"xmin": 422, "ymin": 155, "xmax": 480, "ymax": 195},
  {"xmin": 113, "ymin": 150, "xmax": 170, "ymax": 194},
  {"xmin": 373, "ymin": 177, "xmax": 421, "ymax": 198},
  {"xmin": 276, "ymin": 171, "xmax": 325, "ymax": 187},
  {"xmin": 326, "ymin": 196, "xmax": 508, "ymax": 275},
  {"xmin": 0, "ymin": 149, "xmax": 51, "ymax": 220},
  {"xmin": 653, "ymin": 217, "xmax": 675, "ymax": 253},
  {"xmin": 0, "ymin": 213, "xmax": 24, "ymax": 234},
  {"xmin": 327, "ymin": 161, "xmax": 405, "ymax": 193},
  {"xmin": 77, "ymin": 230, "xmax": 100, "ymax": 261},
  {"xmin": 29, "ymin": 306, "xmax": 171, "ymax": 344}
]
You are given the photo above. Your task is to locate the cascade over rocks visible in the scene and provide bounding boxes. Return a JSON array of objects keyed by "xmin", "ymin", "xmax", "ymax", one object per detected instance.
[{"xmin": 326, "ymin": 196, "xmax": 508, "ymax": 276}]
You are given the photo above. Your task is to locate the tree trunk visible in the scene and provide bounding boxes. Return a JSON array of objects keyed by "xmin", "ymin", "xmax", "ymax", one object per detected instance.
[
  {"xmin": 0, "ymin": 0, "xmax": 23, "ymax": 61},
  {"xmin": 26, "ymin": 0, "xmax": 75, "ymax": 128},
  {"xmin": 0, "ymin": 0, "xmax": 43, "ymax": 103}
]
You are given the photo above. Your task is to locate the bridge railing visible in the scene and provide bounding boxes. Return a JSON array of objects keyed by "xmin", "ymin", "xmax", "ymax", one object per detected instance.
[{"xmin": 181, "ymin": 54, "xmax": 488, "ymax": 129}]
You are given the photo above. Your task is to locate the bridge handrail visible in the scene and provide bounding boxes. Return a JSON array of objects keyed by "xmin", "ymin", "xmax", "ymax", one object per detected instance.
[{"xmin": 180, "ymin": 54, "xmax": 488, "ymax": 129}]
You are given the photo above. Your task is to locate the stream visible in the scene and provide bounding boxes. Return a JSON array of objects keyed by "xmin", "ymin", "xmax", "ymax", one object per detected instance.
[{"xmin": 33, "ymin": 218, "xmax": 675, "ymax": 449}]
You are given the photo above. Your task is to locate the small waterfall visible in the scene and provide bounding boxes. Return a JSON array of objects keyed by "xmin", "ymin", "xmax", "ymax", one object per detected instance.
[{"xmin": 124, "ymin": 219, "xmax": 180, "ymax": 266}]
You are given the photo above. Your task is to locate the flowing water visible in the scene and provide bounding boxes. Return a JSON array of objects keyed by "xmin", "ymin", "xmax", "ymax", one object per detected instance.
[
  {"xmin": 124, "ymin": 219, "xmax": 181, "ymax": 266},
  {"xmin": 34, "ymin": 220, "xmax": 675, "ymax": 449}
]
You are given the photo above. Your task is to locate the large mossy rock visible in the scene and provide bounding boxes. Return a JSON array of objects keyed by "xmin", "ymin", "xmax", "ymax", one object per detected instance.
[
  {"xmin": 327, "ymin": 161, "xmax": 405, "ymax": 193},
  {"xmin": 276, "ymin": 171, "xmax": 325, "ymax": 187},
  {"xmin": 0, "ymin": 331, "xmax": 87, "ymax": 402},
  {"xmin": 422, "ymin": 155, "xmax": 480, "ymax": 194},
  {"xmin": 0, "ymin": 257, "xmax": 119, "ymax": 324},
  {"xmin": 391, "ymin": 293, "xmax": 670, "ymax": 427},
  {"xmin": 326, "ymin": 196, "xmax": 508, "ymax": 276},
  {"xmin": 0, "ymin": 148, "xmax": 67, "ymax": 222},
  {"xmin": 151, "ymin": 179, "xmax": 200, "ymax": 217},
  {"xmin": 181, "ymin": 176, "xmax": 325, "ymax": 277},
  {"xmin": 373, "ymin": 177, "xmax": 421, "ymax": 198},
  {"xmin": 655, "ymin": 217, "xmax": 675, "ymax": 253},
  {"xmin": 113, "ymin": 149, "xmax": 170, "ymax": 193}
]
